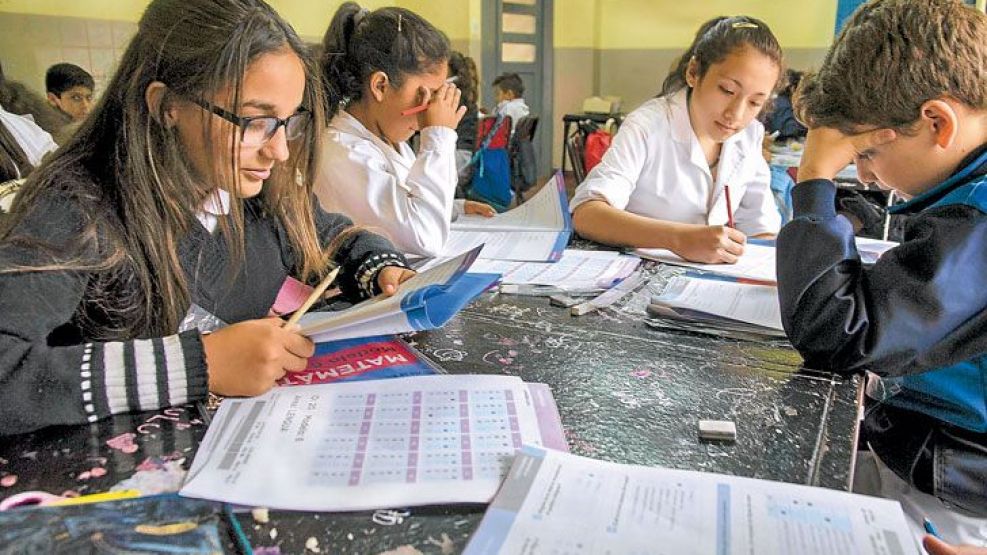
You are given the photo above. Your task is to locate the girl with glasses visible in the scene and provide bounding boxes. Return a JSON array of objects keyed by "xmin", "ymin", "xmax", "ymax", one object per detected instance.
[
  {"xmin": 314, "ymin": 2, "xmax": 495, "ymax": 259},
  {"xmin": 0, "ymin": 0, "xmax": 413, "ymax": 436}
]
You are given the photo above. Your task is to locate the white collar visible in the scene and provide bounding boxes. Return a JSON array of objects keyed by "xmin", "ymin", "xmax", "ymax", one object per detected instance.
[
  {"xmin": 666, "ymin": 88, "xmax": 746, "ymax": 177},
  {"xmin": 331, "ymin": 110, "xmax": 416, "ymax": 183},
  {"xmin": 196, "ymin": 188, "xmax": 231, "ymax": 233}
]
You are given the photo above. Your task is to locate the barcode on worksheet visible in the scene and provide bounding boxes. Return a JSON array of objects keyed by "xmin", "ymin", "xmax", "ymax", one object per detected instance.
[{"xmin": 218, "ymin": 401, "xmax": 266, "ymax": 470}]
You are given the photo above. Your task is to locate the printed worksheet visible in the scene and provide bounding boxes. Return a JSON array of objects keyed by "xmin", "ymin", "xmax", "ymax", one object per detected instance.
[
  {"xmin": 636, "ymin": 242, "xmax": 779, "ymax": 284},
  {"xmin": 181, "ymin": 376, "xmax": 557, "ymax": 511},
  {"xmin": 469, "ymin": 249, "xmax": 640, "ymax": 291},
  {"xmin": 653, "ymin": 275, "xmax": 783, "ymax": 331},
  {"xmin": 466, "ymin": 446, "xmax": 919, "ymax": 555}
]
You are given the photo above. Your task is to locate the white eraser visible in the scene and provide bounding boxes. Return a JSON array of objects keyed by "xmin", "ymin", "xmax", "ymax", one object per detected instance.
[{"xmin": 698, "ymin": 420, "xmax": 737, "ymax": 441}]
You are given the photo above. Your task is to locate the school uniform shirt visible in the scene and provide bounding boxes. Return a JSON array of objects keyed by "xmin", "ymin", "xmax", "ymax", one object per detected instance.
[
  {"xmin": 0, "ymin": 103, "xmax": 58, "ymax": 170},
  {"xmin": 495, "ymin": 98, "xmax": 530, "ymax": 135},
  {"xmin": 0, "ymin": 170, "xmax": 408, "ymax": 436},
  {"xmin": 315, "ymin": 110, "xmax": 464, "ymax": 258},
  {"xmin": 570, "ymin": 89, "xmax": 781, "ymax": 237}
]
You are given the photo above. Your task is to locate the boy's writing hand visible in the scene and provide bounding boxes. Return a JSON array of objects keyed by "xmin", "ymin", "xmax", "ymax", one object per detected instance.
[
  {"xmin": 673, "ymin": 224, "xmax": 747, "ymax": 264},
  {"xmin": 377, "ymin": 265, "xmax": 416, "ymax": 296},
  {"xmin": 420, "ymin": 83, "xmax": 467, "ymax": 130},
  {"xmin": 923, "ymin": 535, "xmax": 987, "ymax": 555},
  {"xmin": 797, "ymin": 127, "xmax": 896, "ymax": 182},
  {"xmin": 203, "ymin": 318, "xmax": 315, "ymax": 397}
]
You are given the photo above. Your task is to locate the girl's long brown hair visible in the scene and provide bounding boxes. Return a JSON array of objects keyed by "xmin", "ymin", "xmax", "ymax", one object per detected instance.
[{"xmin": 0, "ymin": 0, "xmax": 330, "ymax": 339}]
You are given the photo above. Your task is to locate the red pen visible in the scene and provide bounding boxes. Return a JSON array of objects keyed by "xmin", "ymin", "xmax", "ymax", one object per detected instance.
[
  {"xmin": 723, "ymin": 184, "xmax": 735, "ymax": 228},
  {"xmin": 400, "ymin": 76, "xmax": 458, "ymax": 116}
]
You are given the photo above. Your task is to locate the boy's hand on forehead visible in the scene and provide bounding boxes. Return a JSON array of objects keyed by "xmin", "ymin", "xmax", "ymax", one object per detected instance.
[
  {"xmin": 797, "ymin": 126, "xmax": 896, "ymax": 183},
  {"xmin": 419, "ymin": 82, "xmax": 466, "ymax": 130}
]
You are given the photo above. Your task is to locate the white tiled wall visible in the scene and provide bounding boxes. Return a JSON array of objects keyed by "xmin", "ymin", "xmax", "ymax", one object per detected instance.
[{"xmin": 0, "ymin": 13, "xmax": 136, "ymax": 98}]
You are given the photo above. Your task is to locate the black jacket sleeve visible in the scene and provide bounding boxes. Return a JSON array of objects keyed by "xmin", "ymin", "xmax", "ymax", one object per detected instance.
[
  {"xmin": 777, "ymin": 179, "xmax": 987, "ymax": 377},
  {"xmin": 0, "ymin": 197, "xmax": 208, "ymax": 436},
  {"xmin": 310, "ymin": 200, "xmax": 409, "ymax": 300}
]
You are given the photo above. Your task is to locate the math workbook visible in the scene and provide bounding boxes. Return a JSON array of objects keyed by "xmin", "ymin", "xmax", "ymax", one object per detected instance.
[{"xmin": 180, "ymin": 375, "xmax": 566, "ymax": 511}]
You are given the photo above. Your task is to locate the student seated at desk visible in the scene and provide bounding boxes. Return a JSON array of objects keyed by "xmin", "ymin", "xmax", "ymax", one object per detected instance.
[
  {"xmin": 776, "ymin": 0, "xmax": 987, "ymax": 542},
  {"xmin": 0, "ymin": 0, "xmax": 413, "ymax": 437},
  {"xmin": 314, "ymin": 3, "xmax": 494, "ymax": 259},
  {"xmin": 491, "ymin": 72, "xmax": 529, "ymax": 137},
  {"xmin": 571, "ymin": 16, "xmax": 782, "ymax": 263}
]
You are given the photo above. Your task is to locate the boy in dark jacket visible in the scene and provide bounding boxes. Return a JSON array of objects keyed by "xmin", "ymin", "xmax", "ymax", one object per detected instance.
[{"xmin": 776, "ymin": 0, "xmax": 987, "ymax": 542}]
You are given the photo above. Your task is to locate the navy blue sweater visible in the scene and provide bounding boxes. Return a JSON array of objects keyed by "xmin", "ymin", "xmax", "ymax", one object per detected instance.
[
  {"xmin": 0, "ymin": 176, "xmax": 407, "ymax": 436},
  {"xmin": 777, "ymin": 144, "xmax": 987, "ymax": 515}
]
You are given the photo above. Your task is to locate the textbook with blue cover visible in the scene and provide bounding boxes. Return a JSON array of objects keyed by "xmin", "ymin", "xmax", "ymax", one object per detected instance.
[{"xmin": 298, "ymin": 246, "xmax": 498, "ymax": 343}]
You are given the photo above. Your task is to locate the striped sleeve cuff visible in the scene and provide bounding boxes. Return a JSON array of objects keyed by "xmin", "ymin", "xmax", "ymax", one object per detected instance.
[
  {"xmin": 81, "ymin": 331, "xmax": 208, "ymax": 423},
  {"xmin": 356, "ymin": 252, "xmax": 410, "ymax": 298}
]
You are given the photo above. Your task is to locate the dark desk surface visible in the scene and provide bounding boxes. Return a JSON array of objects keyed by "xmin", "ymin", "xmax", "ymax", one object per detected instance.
[{"xmin": 0, "ymin": 264, "xmax": 861, "ymax": 554}]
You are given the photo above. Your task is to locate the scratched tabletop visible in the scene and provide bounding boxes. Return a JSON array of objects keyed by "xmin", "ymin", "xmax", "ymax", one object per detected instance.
[{"xmin": 0, "ymin": 262, "xmax": 861, "ymax": 555}]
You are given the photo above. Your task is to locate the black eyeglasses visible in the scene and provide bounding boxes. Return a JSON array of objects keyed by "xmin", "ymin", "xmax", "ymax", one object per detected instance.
[{"xmin": 187, "ymin": 98, "xmax": 310, "ymax": 146}]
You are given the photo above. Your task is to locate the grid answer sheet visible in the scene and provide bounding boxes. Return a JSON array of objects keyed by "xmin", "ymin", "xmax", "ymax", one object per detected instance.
[{"xmin": 181, "ymin": 375, "xmax": 553, "ymax": 511}]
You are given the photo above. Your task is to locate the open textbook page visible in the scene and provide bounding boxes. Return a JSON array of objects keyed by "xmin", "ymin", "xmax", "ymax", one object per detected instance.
[
  {"xmin": 652, "ymin": 275, "xmax": 783, "ymax": 331},
  {"xmin": 465, "ymin": 446, "xmax": 918, "ymax": 555},
  {"xmin": 442, "ymin": 171, "xmax": 572, "ymax": 262}
]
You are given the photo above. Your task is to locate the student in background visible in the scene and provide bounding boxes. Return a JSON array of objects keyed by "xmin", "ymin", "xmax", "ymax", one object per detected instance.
[
  {"xmin": 0, "ymin": 0, "xmax": 413, "ymax": 436},
  {"xmin": 316, "ymin": 3, "xmax": 493, "ymax": 259},
  {"xmin": 448, "ymin": 51, "xmax": 479, "ymax": 185},
  {"xmin": 777, "ymin": 0, "xmax": 986, "ymax": 541},
  {"xmin": 491, "ymin": 72, "xmax": 529, "ymax": 135},
  {"xmin": 763, "ymin": 69, "xmax": 806, "ymax": 141},
  {"xmin": 0, "ymin": 63, "xmax": 57, "ymax": 185},
  {"xmin": 45, "ymin": 63, "xmax": 95, "ymax": 122},
  {"xmin": 571, "ymin": 16, "xmax": 782, "ymax": 263},
  {"xmin": 0, "ymin": 61, "xmax": 72, "ymax": 142}
]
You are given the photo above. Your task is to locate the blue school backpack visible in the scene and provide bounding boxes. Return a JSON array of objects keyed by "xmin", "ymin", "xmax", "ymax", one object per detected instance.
[{"xmin": 466, "ymin": 114, "xmax": 514, "ymax": 212}]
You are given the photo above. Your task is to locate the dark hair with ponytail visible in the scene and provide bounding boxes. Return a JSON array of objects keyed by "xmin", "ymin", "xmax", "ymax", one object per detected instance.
[
  {"xmin": 659, "ymin": 15, "xmax": 783, "ymax": 98},
  {"xmin": 320, "ymin": 2, "xmax": 450, "ymax": 118}
]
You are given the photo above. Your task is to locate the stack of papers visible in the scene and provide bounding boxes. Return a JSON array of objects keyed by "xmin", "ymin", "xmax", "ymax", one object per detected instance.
[
  {"xmin": 181, "ymin": 376, "xmax": 567, "ymax": 511},
  {"xmin": 439, "ymin": 171, "xmax": 572, "ymax": 262},
  {"xmin": 648, "ymin": 274, "xmax": 785, "ymax": 339},
  {"xmin": 471, "ymin": 249, "xmax": 640, "ymax": 295},
  {"xmin": 465, "ymin": 446, "xmax": 918, "ymax": 555},
  {"xmin": 298, "ymin": 246, "xmax": 498, "ymax": 342}
]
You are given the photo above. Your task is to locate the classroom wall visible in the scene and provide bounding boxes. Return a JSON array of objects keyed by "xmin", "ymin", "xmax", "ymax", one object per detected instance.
[
  {"xmin": 0, "ymin": 1, "xmax": 472, "ymax": 95},
  {"xmin": 549, "ymin": 0, "xmax": 838, "ymax": 166}
]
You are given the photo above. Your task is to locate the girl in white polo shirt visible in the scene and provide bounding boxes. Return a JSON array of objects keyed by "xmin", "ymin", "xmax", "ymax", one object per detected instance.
[
  {"xmin": 315, "ymin": 4, "xmax": 495, "ymax": 259},
  {"xmin": 571, "ymin": 16, "xmax": 783, "ymax": 263}
]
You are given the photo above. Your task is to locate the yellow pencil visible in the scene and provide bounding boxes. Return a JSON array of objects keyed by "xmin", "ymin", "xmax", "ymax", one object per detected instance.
[
  {"xmin": 284, "ymin": 267, "xmax": 340, "ymax": 327},
  {"xmin": 48, "ymin": 489, "xmax": 141, "ymax": 507}
]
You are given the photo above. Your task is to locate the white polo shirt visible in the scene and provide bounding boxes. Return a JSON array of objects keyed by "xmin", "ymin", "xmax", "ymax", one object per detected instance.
[
  {"xmin": 0, "ymin": 103, "xmax": 58, "ymax": 171},
  {"xmin": 314, "ymin": 110, "xmax": 467, "ymax": 258},
  {"xmin": 570, "ymin": 89, "xmax": 780, "ymax": 236}
]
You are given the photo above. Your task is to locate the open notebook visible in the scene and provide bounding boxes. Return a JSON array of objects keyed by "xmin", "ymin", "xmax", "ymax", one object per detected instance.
[
  {"xmin": 440, "ymin": 171, "xmax": 572, "ymax": 262},
  {"xmin": 298, "ymin": 246, "xmax": 498, "ymax": 342}
]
